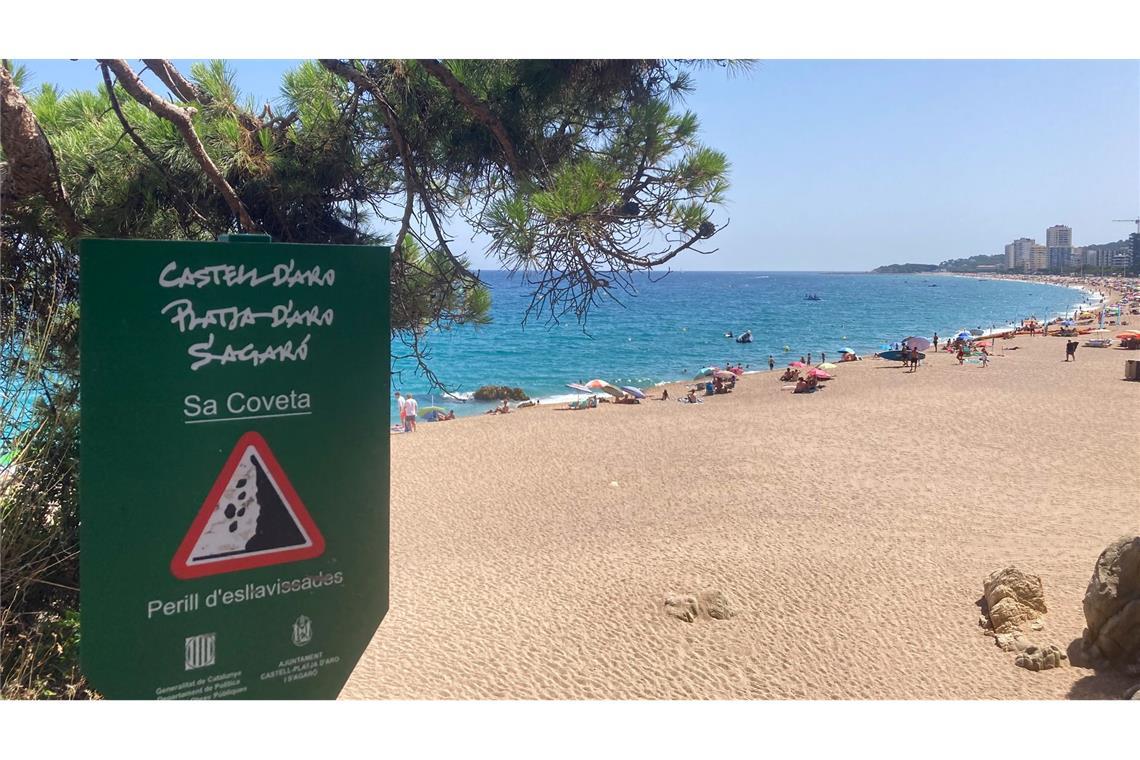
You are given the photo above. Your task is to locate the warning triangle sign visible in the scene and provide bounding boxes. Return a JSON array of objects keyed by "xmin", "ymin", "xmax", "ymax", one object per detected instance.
[{"xmin": 171, "ymin": 432, "xmax": 325, "ymax": 579}]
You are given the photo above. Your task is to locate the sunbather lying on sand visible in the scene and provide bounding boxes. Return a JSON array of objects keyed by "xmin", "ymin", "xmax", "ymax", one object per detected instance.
[{"xmin": 793, "ymin": 375, "xmax": 819, "ymax": 394}]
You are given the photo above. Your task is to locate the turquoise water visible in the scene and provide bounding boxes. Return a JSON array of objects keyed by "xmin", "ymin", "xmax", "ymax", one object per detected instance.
[{"xmin": 390, "ymin": 271, "xmax": 1092, "ymax": 418}]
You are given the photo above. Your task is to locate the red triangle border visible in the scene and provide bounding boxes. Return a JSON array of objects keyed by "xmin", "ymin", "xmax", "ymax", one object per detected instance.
[{"xmin": 171, "ymin": 431, "xmax": 325, "ymax": 580}]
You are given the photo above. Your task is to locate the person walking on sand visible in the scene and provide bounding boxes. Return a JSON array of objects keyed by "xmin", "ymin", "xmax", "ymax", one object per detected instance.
[
  {"xmin": 768, "ymin": 355, "xmax": 775, "ymax": 371},
  {"xmin": 1066, "ymin": 340, "xmax": 1078, "ymax": 362},
  {"xmin": 404, "ymin": 393, "xmax": 418, "ymax": 431},
  {"xmin": 395, "ymin": 391, "xmax": 406, "ymax": 430},
  {"xmin": 932, "ymin": 333, "xmax": 939, "ymax": 352},
  {"xmin": 980, "ymin": 350, "xmax": 989, "ymax": 368}
]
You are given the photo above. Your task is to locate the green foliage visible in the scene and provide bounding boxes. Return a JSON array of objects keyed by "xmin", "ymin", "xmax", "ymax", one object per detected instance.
[
  {"xmin": 871, "ymin": 263, "xmax": 940, "ymax": 274},
  {"xmin": 938, "ymin": 254, "xmax": 1005, "ymax": 272}
]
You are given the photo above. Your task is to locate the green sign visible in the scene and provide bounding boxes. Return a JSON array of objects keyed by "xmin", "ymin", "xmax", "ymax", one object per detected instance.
[{"xmin": 80, "ymin": 235, "xmax": 389, "ymax": 699}]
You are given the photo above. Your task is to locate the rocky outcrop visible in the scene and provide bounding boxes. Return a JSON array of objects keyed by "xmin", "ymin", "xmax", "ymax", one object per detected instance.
[
  {"xmin": 472, "ymin": 385, "xmax": 529, "ymax": 401},
  {"xmin": 699, "ymin": 590, "xmax": 734, "ymax": 620},
  {"xmin": 982, "ymin": 567, "xmax": 1048, "ymax": 634},
  {"xmin": 1014, "ymin": 644, "xmax": 1067, "ymax": 671},
  {"xmin": 663, "ymin": 594, "xmax": 699, "ymax": 623},
  {"xmin": 1082, "ymin": 535, "xmax": 1140, "ymax": 667}
]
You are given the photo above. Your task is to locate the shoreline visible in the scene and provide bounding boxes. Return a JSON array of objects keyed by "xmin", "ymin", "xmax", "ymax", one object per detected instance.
[{"xmin": 405, "ymin": 273, "xmax": 1135, "ymax": 421}]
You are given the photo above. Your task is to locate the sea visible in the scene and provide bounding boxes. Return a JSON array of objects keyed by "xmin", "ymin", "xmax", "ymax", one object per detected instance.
[{"xmin": 390, "ymin": 271, "xmax": 1097, "ymax": 419}]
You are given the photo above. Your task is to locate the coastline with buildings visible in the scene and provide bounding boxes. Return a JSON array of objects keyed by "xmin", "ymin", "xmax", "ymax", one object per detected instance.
[
  {"xmin": 1003, "ymin": 223, "xmax": 1135, "ymax": 274},
  {"xmin": 875, "ymin": 222, "xmax": 1137, "ymax": 275}
]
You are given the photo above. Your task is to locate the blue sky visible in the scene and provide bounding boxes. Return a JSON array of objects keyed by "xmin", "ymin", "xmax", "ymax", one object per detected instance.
[{"xmin": 16, "ymin": 59, "xmax": 1140, "ymax": 271}]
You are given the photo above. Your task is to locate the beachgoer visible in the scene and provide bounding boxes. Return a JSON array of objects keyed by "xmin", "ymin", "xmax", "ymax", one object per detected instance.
[
  {"xmin": 661, "ymin": 388, "xmax": 669, "ymax": 401},
  {"xmin": 404, "ymin": 394, "xmax": 418, "ymax": 432},
  {"xmin": 499, "ymin": 399, "xmax": 511, "ymax": 413},
  {"xmin": 956, "ymin": 348, "xmax": 965, "ymax": 365},
  {"xmin": 1066, "ymin": 340, "xmax": 1077, "ymax": 362},
  {"xmin": 932, "ymin": 333, "xmax": 939, "ymax": 351},
  {"xmin": 820, "ymin": 352, "xmax": 826, "ymax": 364},
  {"xmin": 807, "ymin": 352, "xmax": 812, "ymax": 365},
  {"xmin": 768, "ymin": 356, "xmax": 775, "ymax": 371},
  {"xmin": 980, "ymin": 351, "xmax": 989, "ymax": 368},
  {"xmin": 395, "ymin": 391, "xmax": 406, "ymax": 430}
]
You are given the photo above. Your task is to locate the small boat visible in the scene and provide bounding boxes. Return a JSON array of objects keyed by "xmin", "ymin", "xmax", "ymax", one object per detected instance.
[
  {"xmin": 804, "ymin": 294, "xmax": 822, "ymax": 301},
  {"xmin": 735, "ymin": 330, "xmax": 753, "ymax": 344}
]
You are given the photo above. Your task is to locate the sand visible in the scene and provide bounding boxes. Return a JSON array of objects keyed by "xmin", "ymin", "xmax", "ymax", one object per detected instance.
[{"xmin": 341, "ymin": 325, "xmax": 1140, "ymax": 699}]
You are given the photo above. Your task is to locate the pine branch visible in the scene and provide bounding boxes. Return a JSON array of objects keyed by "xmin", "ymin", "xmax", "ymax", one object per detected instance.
[
  {"xmin": 100, "ymin": 59, "xmax": 258, "ymax": 233},
  {"xmin": 416, "ymin": 59, "xmax": 522, "ymax": 177}
]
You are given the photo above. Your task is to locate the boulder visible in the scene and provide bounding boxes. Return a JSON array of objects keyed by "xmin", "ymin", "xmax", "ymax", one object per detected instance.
[
  {"xmin": 1014, "ymin": 644, "xmax": 1067, "ymax": 672},
  {"xmin": 1082, "ymin": 535, "xmax": 1140, "ymax": 666},
  {"xmin": 1123, "ymin": 683, "xmax": 1140, "ymax": 701},
  {"xmin": 663, "ymin": 594, "xmax": 699, "ymax": 623},
  {"xmin": 983, "ymin": 567, "xmax": 1048, "ymax": 634},
  {"xmin": 472, "ymin": 385, "xmax": 529, "ymax": 401},
  {"xmin": 699, "ymin": 590, "xmax": 734, "ymax": 620}
]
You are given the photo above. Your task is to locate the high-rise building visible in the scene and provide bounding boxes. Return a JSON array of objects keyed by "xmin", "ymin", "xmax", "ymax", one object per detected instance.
[
  {"xmin": 1030, "ymin": 244, "xmax": 1049, "ymax": 272},
  {"xmin": 1046, "ymin": 224, "xmax": 1072, "ymax": 270},
  {"xmin": 1007, "ymin": 237, "xmax": 1036, "ymax": 270}
]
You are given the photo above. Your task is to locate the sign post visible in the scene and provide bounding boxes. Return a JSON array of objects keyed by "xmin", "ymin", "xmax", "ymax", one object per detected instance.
[{"xmin": 80, "ymin": 234, "xmax": 389, "ymax": 699}]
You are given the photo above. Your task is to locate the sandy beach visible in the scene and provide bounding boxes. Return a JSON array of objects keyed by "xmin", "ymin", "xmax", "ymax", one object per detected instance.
[{"xmin": 343, "ymin": 297, "xmax": 1139, "ymax": 700}]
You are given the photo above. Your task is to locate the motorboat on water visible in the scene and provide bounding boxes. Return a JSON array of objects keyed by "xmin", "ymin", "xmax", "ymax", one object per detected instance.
[
  {"xmin": 804, "ymin": 294, "xmax": 822, "ymax": 301},
  {"xmin": 735, "ymin": 330, "xmax": 753, "ymax": 344}
]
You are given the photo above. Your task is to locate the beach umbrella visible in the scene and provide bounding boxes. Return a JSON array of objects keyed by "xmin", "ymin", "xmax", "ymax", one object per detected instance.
[
  {"xmin": 727, "ymin": 366, "xmax": 745, "ymax": 376},
  {"xmin": 818, "ymin": 362, "xmax": 838, "ymax": 370},
  {"xmin": 807, "ymin": 368, "xmax": 832, "ymax": 380},
  {"xmin": 840, "ymin": 347, "xmax": 855, "ymax": 354},
  {"xmin": 620, "ymin": 386, "xmax": 646, "ymax": 399},
  {"xmin": 597, "ymin": 382, "xmax": 627, "ymax": 399},
  {"xmin": 713, "ymin": 370, "xmax": 736, "ymax": 379},
  {"xmin": 903, "ymin": 336, "xmax": 931, "ymax": 351},
  {"xmin": 956, "ymin": 331, "xmax": 972, "ymax": 341},
  {"xmin": 585, "ymin": 378, "xmax": 610, "ymax": 389},
  {"xmin": 693, "ymin": 366, "xmax": 718, "ymax": 378},
  {"xmin": 566, "ymin": 382, "xmax": 594, "ymax": 394},
  {"xmin": 789, "ymin": 361, "xmax": 806, "ymax": 368}
]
